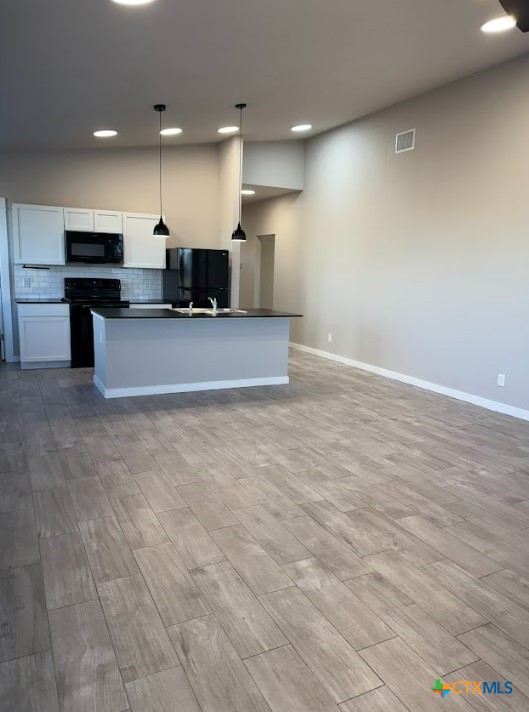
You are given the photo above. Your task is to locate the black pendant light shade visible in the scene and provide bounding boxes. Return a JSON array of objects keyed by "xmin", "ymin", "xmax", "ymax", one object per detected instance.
[
  {"xmin": 153, "ymin": 104, "xmax": 169, "ymax": 237},
  {"xmin": 231, "ymin": 222, "xmax": 246, "ymax": 241},
  {"xmin": 232, "ymin": 103, "xmax": 247, "ymax": 242},
  {"xmin": 154, "ymin": 217, "xmax": 169, "ymax": 236}
]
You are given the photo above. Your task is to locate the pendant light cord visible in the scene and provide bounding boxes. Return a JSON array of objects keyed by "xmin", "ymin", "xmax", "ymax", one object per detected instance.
[
  {"xmin": 238, "ymin": 106, "xmax": 243, "ymax": 224},
  {"xmin": 159, "ymin": 110, "xmax": 163, "ymax": 217}
]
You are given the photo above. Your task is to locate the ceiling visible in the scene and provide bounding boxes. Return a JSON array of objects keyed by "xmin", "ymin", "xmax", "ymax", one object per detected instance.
[{"xmin": 2, "ymin": 0, "xmax": 528, "ymax": 150}]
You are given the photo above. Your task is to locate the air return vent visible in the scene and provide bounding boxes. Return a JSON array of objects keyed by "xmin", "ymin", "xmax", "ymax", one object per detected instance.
[{"xmin": 395, "ymin": 128, "xmax": 416, "ymax": 154}]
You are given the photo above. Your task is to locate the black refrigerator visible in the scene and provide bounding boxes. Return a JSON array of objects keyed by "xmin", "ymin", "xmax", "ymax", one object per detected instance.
[{"xmin": 163, "ymin": 248, "xmax": 230, "ymax": 307}]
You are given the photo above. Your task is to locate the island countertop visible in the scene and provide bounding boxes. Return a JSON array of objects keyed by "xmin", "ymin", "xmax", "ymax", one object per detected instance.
[{"xmin": 91, "ymin": 307, "xmax": 302, "ymax": 319}]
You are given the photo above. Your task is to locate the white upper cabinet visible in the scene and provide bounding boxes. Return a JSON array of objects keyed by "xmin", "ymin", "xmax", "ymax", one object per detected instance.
[
  {"xmin": 64, "ymin": 207, "xmax": 94, "ymax": 231},
  {"xmin": 122, "ymin": 212, "xmax": 166, "ymax": 269},
  {"xmin": 64, "ymin": 208, "xmax": 123, "ymax": 233},
  {"xmin": 94, "ymin": 210, "xmax": 123, "ymax": 233},
  {"xmin": 11, "ymin": 203, "xmax": 165, "ymax": 269},
  {"xmin": 12, "ymin": 204, "xmax": 65, "ymax": 265}
]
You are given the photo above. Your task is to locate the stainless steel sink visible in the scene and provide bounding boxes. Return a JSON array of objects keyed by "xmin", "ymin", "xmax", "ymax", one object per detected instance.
[
  {"xmin": 172, "ymin": 307, "xmax": 248, "ymax": 315},
  {"xmin": 205, "ymin": 308, "xmax": 248, "ymax": 315}
]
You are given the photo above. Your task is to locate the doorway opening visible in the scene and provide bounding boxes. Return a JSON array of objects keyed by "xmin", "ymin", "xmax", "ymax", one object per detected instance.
[{"xmin": 256, "ymin": 234, "xmax": 275, "ymax": 309}]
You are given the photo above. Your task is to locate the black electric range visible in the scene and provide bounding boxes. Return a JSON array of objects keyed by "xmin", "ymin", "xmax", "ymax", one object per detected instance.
[{"xmin": 62, "ymin": 278, "xmax": 129, "ymax": 367}]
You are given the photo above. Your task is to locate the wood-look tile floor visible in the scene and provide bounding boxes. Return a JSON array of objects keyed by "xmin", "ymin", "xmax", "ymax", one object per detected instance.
[{"xmin": 1, "ymin": 350, "xmax": 529, "ymax": 711}]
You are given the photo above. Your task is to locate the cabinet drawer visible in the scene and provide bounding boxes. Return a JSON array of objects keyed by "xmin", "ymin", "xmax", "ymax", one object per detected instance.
[{"xmin": 17, "ymin": 303, "xmax": 69, "ymax": 318}]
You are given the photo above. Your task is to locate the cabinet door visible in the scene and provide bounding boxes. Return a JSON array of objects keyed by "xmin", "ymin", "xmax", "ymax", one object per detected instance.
[
  {"xmin": 64, "ymin": 208, "xmax": 94, "ymax": 231},
  {"xmin": 18, "ymin": 315, "xmax": 71, "ymax": 363},
  {"xmin": 122, "ymin": 212, "xmax": 167, "ymax": 269},
  {"xmin": 12, "ymin": 204, "xmax": 65, "ymax": 265},
  {"xmin": 94, "ymin": 210, "xmax": 123, "ymax": 233}
]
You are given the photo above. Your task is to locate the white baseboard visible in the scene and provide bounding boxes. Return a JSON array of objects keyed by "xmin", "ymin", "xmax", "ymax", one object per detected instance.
[
  {"xmin": 289, "ymin": 341, "xmax": 529, "ymax": 423},
  {"xmin": 93, "ymin": 374, "xmax": 289, "ymax": 399},
  {"xmin": 20, "ymin": 360, "xmax": 70, "ymax": 370}
]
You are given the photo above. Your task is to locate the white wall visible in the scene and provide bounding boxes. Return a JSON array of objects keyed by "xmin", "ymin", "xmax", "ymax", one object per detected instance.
[
  {"xmin": 218, "ymin": 136, "xmax": 243, "ymax": 306},
  {"xmin": 243, "ymin": 141, "xmax": 305, "ymax": 190},
  {"xmin": 259, "ymin": 238, "xmax": 275, "ymax": 309},
  {"xmin": 241, "ymin": 53, "xmax": 529, "ymax": 412}
]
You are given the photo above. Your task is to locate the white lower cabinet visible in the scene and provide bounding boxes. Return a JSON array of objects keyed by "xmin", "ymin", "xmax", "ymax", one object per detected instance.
[
  {"xmin": 18, "ymin": 303, "xmax": 70, "ymax": 369},
  {"xmin": 123, "ymin": 212, "xmax": 167, "ymax": 269}
]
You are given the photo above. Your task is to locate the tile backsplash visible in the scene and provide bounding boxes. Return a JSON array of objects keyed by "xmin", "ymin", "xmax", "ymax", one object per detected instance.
[{"xmin": 14, "ymin": 265, "xmax": 162, "ymax": 301}]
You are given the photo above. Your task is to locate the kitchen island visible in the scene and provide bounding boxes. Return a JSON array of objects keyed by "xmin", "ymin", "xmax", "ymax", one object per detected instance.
[{"xmin": 91, "ymin": 307, "xmax": 301, "ymax": 398}]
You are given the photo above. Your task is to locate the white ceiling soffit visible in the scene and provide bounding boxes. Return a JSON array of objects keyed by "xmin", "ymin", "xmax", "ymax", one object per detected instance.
[
  {"xmin": 241, "ymin": 185, "xmax": 299, "ymax": 204},
  {"xmin": 1, "ymin": 0, "xmax": 528, "ymax": 150}
]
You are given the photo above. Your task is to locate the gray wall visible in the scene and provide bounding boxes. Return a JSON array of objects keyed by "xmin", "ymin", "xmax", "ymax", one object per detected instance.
[
  {"xmin": 0, "ymin": 144, "xmax": 221, "ymax": 250},
  {"xmin": 243, "ymin": 141, "xmax": 305, "ymax": 190},
  {"xmin": 259, "ymin": 239, "xmax": 275, "ymax": 309},
  {"xmin": 241, "ymin": 53, "xmax": 529, "ymax": 411},
  {"xmin": 218, "ymin": 136, "xmax": 243, "ymax": 306}
]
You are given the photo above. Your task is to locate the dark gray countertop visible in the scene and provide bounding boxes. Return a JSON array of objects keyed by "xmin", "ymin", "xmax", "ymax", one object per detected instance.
[
  {"xmin": 16, "ymin": 298, "xmax": 172, "ymax": 305},
  {"xmin": 127, "ymin": 299, "xmax": 174, "ymax": 304},
  {"xmin": 91, "ymin": 307, "xmax": 302, "ymax": 320},
  {"xmin": 16, "ymin": 298, "xmax": 66, "ymax": 304}
]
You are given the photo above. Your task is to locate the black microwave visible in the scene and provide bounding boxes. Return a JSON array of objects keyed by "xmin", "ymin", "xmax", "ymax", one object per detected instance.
[{"xmin": 65, "ymin": 231, "xmax": 124, "ymax": 265}]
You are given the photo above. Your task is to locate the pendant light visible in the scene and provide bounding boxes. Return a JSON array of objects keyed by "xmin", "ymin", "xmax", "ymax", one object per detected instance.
[
  {"xmin": 231, "ymin": 103, "xmax": 247, "ymax": 242},
  {"xmin": 153, "ymin": 104, "xmax": 169, "ymax": 236}
]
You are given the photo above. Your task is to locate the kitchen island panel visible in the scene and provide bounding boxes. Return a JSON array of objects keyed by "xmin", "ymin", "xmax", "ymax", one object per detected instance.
[{"xmin": 92, "ymin": 314, "xmax": 293, "ymax": 398}]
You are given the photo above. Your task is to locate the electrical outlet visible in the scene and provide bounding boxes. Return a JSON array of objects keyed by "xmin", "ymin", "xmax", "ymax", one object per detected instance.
[
  {"xmin": 23, "ymin": 277, "xmax": 31, "ymax": 288},
  {"xmin": 327, "ymin": 333, "xmax": 333, "ymax": 343},
  {"xmin": 497, "ymin": 373, "xmax": 506, "ymax": 387}
]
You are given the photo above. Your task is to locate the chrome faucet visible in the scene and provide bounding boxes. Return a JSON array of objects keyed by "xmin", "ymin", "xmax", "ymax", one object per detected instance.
[
  {"xmin": 188, "ymin": 301, "xmax": 193, "ymax": 314},
  {"xmin": 208, "ymin": 297, "xmax": 218, "ymax": 312}
]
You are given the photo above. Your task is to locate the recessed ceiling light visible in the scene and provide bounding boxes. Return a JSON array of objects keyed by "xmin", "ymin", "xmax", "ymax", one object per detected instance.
[
  {"xmin": 241, "ymin": 189, "xmax": 255, "ymax": 196},
  {"xmin": 291, "ymin": 123, "xmax": 312, "ymax": 133},
  {"xmin": 93, "ymin": 130, "xmax": 118, "ymax": 138},
  {"xmin": 111, "ymin": 0, "xmax": 157, "ymax": 6},
  {"xmin": 480, "ymin": 15, "xmax": 516, "ymax": 33},
  {"xmin": 160, "ymin": 127, "xmax": 182, "ymax": 136},
  {"xmin": 218, "ymin": 126, "xmax": 239, "ymax": 134}
]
